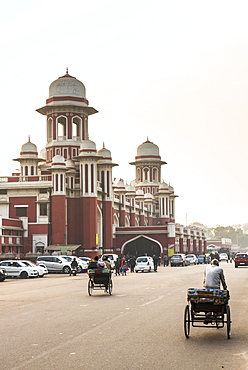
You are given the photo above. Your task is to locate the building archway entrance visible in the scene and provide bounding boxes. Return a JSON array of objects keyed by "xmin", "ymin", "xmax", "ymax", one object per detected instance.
[{"xmin": 121, "ymin": 235, "xmax": 162, "ymax": 257}]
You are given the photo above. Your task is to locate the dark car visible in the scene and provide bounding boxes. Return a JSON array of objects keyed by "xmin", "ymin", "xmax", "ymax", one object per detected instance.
[
  {"xmin": 170, "ymin": 254, "xmax": 188, "ymax": 267},
  {"xmin": 234, "ymin": 253, "xmax": 248, "ymax": 268}
]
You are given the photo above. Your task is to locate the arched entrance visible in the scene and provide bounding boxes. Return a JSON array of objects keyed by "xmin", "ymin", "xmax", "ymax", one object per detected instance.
[{"xmin": 121, "ymin": 235, "xmax": 162, "ymax": 257}]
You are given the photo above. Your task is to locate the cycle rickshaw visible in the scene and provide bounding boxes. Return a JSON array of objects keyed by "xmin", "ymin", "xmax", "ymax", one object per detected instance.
[
  {"xmin": 87, "ymin": 267, "xmax": 113, "ymax": 296},
  {"xmin": 184, "ymin": 288, "xmax": 231, "ymax": 339}
]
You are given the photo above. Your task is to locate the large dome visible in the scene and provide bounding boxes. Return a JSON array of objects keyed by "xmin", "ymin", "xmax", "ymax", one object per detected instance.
[
  {"xmin": 47, "ymin": 70, "xmax": 88, "ymax": 107},
  {"xmin": 137, "ymin": 139, "xmax": 160, "ymax": 158}
]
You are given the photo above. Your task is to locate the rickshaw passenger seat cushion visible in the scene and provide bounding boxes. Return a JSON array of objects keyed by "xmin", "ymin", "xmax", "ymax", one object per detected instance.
[
  {"xmin": 88, "ymin": 268, "xmax": 110, "ymax": 279},
  {"xmin": 187, "ymin": 288, "xmax": 229, "ymax": 305}
]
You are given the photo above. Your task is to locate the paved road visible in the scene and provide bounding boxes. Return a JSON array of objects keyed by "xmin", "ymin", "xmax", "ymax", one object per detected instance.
[{"xmin": 0, "ymin": 262, "xmax": 247, "ymax": 370}]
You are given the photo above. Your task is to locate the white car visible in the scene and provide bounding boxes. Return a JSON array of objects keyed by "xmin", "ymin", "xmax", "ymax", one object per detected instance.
[
  {"xmin": 185, "ymin": 254, "xmax": 198, "ymax": 265},
  {"xmin": 21, "ymin": 260, "xmax": 48, "ymax": 277},
  {"xmin": 134, "ymin": 256, "xmax": 154, "ymax": 273},
  {"xmin": 99, "ymin": 254, "xmax": 118, "ymax": 268},
  {"xmin": 219, "ymin": 253, "xmax": 228, "ymax": 261},
  {"xmin": 59, "ymin": 255, "xmax": 88, "ymax": 272},
  {"xmin": 0, "ymin": 260, "xmax": 39, "ymax": 279}
]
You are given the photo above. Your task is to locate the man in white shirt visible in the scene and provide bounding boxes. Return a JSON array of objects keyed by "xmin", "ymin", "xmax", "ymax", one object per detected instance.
[{"xmin": 203, "ymin": 259, "xmax": 227, "ymax": 290}]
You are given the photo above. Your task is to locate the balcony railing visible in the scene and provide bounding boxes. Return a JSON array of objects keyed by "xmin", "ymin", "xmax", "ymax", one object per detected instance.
[{"xmin": 0, "ymin": 175, "xmax": 52, "ymax": 183}]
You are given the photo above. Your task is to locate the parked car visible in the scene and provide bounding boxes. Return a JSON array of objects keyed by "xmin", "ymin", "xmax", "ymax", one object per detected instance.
[
  {"xmin": 79, "ymin": 257, "xmax": 91, "ymax": 264},
  {"xmin": 21, "ymin": 260, "xmax": 48, "ymax": 277},
  {"xmin": 0, "ymin": 266, "xmax": 7, "ymax": 281},
  {"xmin": 219, "ymin": 253, "xmax": 228, "ymax": 261},
  {"xmin": 0, "ymin": 260, "xmax": 39, "ymax": 278},
  {"xmin": 234, "ymin": 253, "xmax": 248, "ymax": 268},
  {"xmin": 99, "ymin": 254, "xmax": 119, "ymax": 268},
  {"xmin": 170, "ymin": 254, "xmax": 188, "ymax": 267},
  {"xmin": 59, "ymin": 255, "xmax": 88, "ymax": 272},
  {"xmin": 197, "ymin": 255, "xmax": 210, "ymax": 264},
  {"xmin": 185, "ymin": 254, "xmax": 198, "ymax": 265},
  {"xmin": 135, "ymin": 256, "xmax": 154, "ymax": 272},
  {"xmin": 36, "ymin": 256, "xmax": 71, "ymax": 273}
]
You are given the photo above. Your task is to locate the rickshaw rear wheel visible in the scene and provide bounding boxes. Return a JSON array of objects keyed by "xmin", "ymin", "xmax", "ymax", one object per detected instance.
[
  {"xmin": 108, "ymin": 279, "xmax": 113, "ymax": 295},
  {"xmin": 226, "ymin": 305, "xmax": 231, "ymax": 339},
  {"xmin": 184, "ymin": 305, "xmax": 191, "ymax": 338},
  {"xmin": 88, "ymin": 279, "xmax": 94, "ymax": 296}
]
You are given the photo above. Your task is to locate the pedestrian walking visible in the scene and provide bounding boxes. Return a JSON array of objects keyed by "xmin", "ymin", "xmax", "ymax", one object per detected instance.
[
  {"xmin": 153, "ymin": 254, "xmax": 158, "ymax": 272},
  {"xmin": 129, "ymin": 256, "xmax": 136, "ymax": 272},
  {"xmin": 114, "ymin": 258, "xmax": 120, "ymax": 275}
]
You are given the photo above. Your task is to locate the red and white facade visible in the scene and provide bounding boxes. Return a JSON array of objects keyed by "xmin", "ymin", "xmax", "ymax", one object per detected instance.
[{"xmin": 0, "ymin": 71, "xmax": 207, "ymax": 258}]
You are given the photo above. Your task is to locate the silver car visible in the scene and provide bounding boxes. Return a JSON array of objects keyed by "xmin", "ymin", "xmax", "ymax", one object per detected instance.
[{"xmin": 36, "ymin": 256, "xmax": 71, "ymax": 273}]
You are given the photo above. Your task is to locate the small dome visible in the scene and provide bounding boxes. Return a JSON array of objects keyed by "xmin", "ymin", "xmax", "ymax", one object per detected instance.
[
  {"xmin": 40, "ymin": 148, "xmax": 46, "ymax": 160},
  {"xmin": 78, "ymin": 139, "xmax": 97, "ymax": 156},
  {"xmin": 126, "ymin": 184, "xmax": 136, "ymax": 195},
  {"xmin": 66, "ymin": 160, "xmax": 76, "ymax": 170},
  {"xmin": 97, "ymin": 144, "xmax": 112, "ymax": 163},
  {"xmin": 144, "ymin": 192, "xmax": 154, "ymax": 201},
  {"xmin": 136, "ymin": 189, "xmax": 144, "ymax": 196},
  {"xmin": 20, "ymin": 140, "xmax": 38, "ymax": 157},
  {"xmin": 52, "ymin": 155, "xmax": 66, "ymax": 166},
  {"xmin": 97, "ymin": 147, "xmax": 111, "ymax": 159},
  {"xmin": 114, "ymin": 179, "xmax": 126, "ymax": 192},
  {"xmin": 159, "ymin": 182, "xmax": 169, "ymax": 190}
]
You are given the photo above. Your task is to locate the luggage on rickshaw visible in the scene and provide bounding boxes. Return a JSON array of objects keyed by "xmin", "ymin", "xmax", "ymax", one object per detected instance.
[
  {"xmin": 87, "ymin": 268, "xmax": 113, "ymax": 296},
  {"xmin": 184, "ymin": 288, "xmax": 231, "ymax": 339}
]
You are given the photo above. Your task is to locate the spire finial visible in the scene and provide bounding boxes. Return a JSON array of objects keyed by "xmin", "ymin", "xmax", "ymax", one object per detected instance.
[
  {"xmin": 66, "ymin": 67, "xmax": 68, "ymax": 74},
  {"xmin": 103, "ymin": 141, "xmax": 105, "ymax": 148},
  {"xmin": 147, "ymin": 136, "xmax": 149, "ymax": 142},
  {"xmin": 28, "ymin": 135, "xmax": 30, "ymax": 142}
]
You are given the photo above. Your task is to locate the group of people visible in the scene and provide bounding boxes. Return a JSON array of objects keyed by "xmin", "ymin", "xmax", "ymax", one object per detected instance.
[
  {"xmin": 114, "ymin": 257, "xmax": 132, "ymax": 275},
  {"xmin": 71, "ymin": 253, "xmax": 228, "ymax": 293}
]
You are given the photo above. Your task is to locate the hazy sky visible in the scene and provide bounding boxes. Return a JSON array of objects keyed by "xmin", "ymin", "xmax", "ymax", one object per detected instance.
[{"xmin": 1, "ymin": 0, "xmax": 248, "ymax": 228}]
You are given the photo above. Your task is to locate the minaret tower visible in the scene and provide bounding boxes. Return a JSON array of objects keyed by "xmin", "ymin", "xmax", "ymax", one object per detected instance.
[
  {"xmin": 130, "ymin": 138, "xmax": 167, "ymax": 195},
  {"xmin": 36, "ymin": 70, "xmax": 98, "ymax": 165}
]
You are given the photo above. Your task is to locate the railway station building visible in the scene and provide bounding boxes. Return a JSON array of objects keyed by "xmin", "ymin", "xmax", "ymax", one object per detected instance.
[{"xmin": 0, "ymin": 71, "xmax": 207, "ymax": 258}]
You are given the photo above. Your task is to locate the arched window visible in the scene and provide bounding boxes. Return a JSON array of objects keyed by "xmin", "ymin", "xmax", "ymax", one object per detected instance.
[
  {"xmin": 91, "ymin": 164, "xmax": 94, "ymax": 193},
  {"xmin": 60, "ymin": 174, "xmax": 63, "ymax": 192},
  {"xmin": 136, "ymin": 168, "xmax": 141, "ymax": 182},
  {"xmin": 72, "ymin": 117, "xmax": 81, "ymax": 140},
  {"xmin": 47, "ymin": 118, "xmax": 53, "ymax": 141},
  {"xmin": 25, "ymin": 166, "xmax": 28, "ymax": 176},
  {"xmin": 143, "ymin": 167, "xmax": 149, "ymax": 181},
  {"xmin": 57, "ymin": 116, "xmax": 67, "ymax": 139},
  {"xmin": 55, "ymin": 174, "xmax": 59, "ymax": 192},
  {"xmin": 31, "ymin": 166, "xmax": 34, "ymax": 175},
  {"xmin": 153, "ymin": 168, "xmax": 157, "ymax": 182},
  {"xmin": 85, "ymin": 164, "xmax": 88, "ymax": 193}
]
